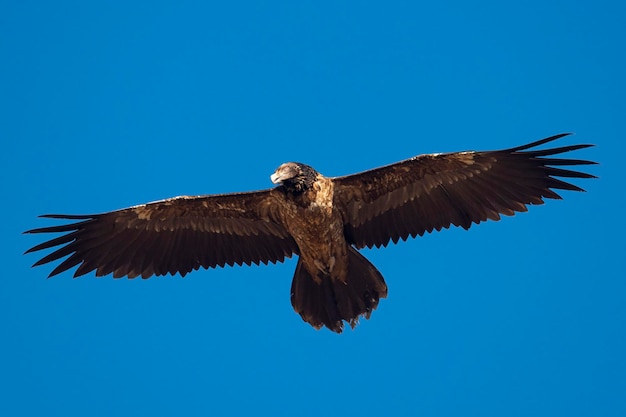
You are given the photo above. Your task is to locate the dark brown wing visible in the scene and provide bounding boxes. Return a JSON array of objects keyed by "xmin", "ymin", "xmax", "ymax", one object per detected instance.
[
  {"xmin": 24, "ymin": 189, "xmax": 298, "ymax": 279},
  {"xmin": 333, "ymin": 133, "xmax": 597, "ymax": 249}
]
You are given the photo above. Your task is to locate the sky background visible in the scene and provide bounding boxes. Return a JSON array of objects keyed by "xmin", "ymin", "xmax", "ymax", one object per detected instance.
[{"xmin": 1, "ymin": 1, "xmax": 624, "ymax": 416}]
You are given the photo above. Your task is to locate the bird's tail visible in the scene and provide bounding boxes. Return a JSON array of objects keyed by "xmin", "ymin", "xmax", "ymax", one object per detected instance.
[{"xmin": 290, "ymin": 247, "xmax": 388, "ymax": 333}]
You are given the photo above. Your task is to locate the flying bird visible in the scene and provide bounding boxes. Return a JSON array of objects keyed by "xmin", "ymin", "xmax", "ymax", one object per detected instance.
[{"xmin": 25, "ymin": 133, "xmax": 596, "ymax": 332}]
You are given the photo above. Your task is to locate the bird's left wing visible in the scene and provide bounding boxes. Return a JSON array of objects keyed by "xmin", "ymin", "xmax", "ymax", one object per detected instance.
[
  {"xmin": 25, "ymin": 189, "xmax": 298, "ymax": 278},
  {"xmin": 333, "ymin": 133, "xmax": 596, "ymax": 249}
]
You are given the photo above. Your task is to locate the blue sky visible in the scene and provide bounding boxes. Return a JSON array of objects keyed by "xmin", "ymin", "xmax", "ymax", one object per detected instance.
[{"xmin": 2, "ymin": 1, "xmax": 624, "ymax": 416}]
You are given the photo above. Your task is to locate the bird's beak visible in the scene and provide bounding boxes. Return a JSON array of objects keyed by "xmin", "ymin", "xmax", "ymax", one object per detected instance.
[{"xmin": 270, "ymin": 172, "xmax": 282, "ymax": 184}]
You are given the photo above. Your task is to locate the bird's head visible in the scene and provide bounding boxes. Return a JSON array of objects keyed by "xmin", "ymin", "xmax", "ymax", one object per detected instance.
[{"xmin": 270, "ymin": 162, "xmax": 318, "ymax": 193}]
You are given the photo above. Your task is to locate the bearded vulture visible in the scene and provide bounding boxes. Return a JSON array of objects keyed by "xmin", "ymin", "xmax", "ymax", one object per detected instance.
[{"xmin": 24, "ymin": 133, "xmax": 596, "ymax": 332}]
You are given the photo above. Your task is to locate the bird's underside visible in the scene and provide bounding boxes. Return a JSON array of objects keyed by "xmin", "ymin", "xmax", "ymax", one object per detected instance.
[{"xmin": 24, "ymin": 133, "xmax": 596, "ymax": 333}]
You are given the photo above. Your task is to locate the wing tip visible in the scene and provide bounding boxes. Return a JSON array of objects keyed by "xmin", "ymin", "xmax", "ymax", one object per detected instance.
[
  {"xmin": 508, "ymin": 132, "xmax": 573, "ymax": 151},
  {"xmin": 39, "ymin": 214, "xmax": 95, "ymax": 219}
]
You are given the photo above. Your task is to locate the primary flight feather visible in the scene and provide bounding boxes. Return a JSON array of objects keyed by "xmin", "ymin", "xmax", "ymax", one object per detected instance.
[{"xmin": 25, "ymin": 133, "xmax": 596, "ymax": 332}]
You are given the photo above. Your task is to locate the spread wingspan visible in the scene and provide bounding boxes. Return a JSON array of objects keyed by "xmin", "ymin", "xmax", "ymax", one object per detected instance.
[{"xmin": 24, "ymin": 133, "xmax": 596, "ymax": 333}]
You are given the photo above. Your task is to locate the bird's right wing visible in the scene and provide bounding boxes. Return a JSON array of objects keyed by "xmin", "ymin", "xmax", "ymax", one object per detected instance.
[
  {"xmin": 333, "ymin": 133, "xmax": 596, "ymax": 249},
  {"xmin": 24, "ymin": 189, "xmax": 298, "ymax": 279}
]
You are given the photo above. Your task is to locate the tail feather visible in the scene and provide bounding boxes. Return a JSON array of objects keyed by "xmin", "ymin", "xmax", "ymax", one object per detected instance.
[{"xmin": 290, "ymin": 247, "xmax": 388, "ymax": 333}]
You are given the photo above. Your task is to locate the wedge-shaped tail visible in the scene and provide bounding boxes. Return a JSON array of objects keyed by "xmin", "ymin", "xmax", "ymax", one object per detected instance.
[{"xmin": 290, "ymin": 247, "xmax": 388, "ymax": 333}]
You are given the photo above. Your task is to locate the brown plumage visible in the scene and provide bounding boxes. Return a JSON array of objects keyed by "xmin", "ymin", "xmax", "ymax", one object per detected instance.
[{"xmin": 24, "ymin": 133, "xmax": 596, "ymax": 332}]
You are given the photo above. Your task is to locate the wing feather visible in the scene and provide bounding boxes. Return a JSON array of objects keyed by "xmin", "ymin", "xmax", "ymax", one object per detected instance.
[
  {"xmin": 25, "ymin": 189, "xmax": 298, "ymax": 278},
  {"xmin": 334, "ymin": 133, "xmax": 596, "ymax": 249}
]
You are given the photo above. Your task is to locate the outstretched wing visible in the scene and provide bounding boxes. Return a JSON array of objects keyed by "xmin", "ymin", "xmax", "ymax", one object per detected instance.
[
  {"xmin": 25, "ymin": 189, "xmax": 298, "ymax": 278},
  {"xmin": 333, "ymin": 133, "xmax": 597, "ymax": 249}
]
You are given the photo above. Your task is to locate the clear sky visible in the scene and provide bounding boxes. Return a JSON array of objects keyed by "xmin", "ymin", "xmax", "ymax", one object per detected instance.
[{"xmin": 2, "ymin": 1, "xmax": 624, "ymax": 416}]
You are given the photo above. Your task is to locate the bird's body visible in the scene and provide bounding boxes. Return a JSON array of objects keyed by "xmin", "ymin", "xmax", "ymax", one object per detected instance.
[
  {"xmin": 270, "ymin": 166, "xmax": 387, "ymax": 331},
  {"xmin": 276, "ymin": 174, "xmax": 345, "ymax": 281},
  {"xmin": 25, "ymin": 134, "xmax": 596, "ymax": 332}
]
